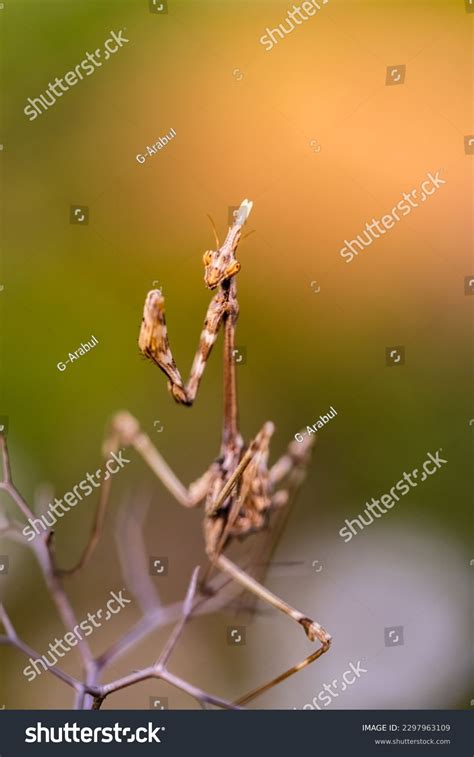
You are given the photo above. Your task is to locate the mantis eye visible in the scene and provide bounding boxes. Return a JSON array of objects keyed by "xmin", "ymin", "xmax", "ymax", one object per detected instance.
[
  {"xmin": 203, "ymin": 251, "xmax": 212, "ymax": 265},
  {"xmin": 227, "ymin": 261, "xmax": 241, "ymax": 277}
]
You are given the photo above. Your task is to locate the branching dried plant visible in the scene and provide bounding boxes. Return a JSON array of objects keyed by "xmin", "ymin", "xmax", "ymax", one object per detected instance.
[{"xmin": 0, "ymin": 434, "xmax": 242, "ymax": 710}]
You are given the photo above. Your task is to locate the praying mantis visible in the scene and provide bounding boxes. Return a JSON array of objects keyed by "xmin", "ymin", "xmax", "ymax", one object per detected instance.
[{"xmin": 65, "ymin": 199, "xmax": 331, "ymax": 704}]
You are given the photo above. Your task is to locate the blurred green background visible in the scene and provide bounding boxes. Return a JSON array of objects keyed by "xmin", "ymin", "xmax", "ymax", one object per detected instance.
[{"xmin": 0, "ymin": 0, "xmax": 471, "ymax": 709}]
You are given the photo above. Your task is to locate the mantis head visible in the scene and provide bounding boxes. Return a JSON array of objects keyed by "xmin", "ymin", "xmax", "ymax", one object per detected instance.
[{"xmin": 203, "ymin": 199, "xmax": 253, "ymax": 290}]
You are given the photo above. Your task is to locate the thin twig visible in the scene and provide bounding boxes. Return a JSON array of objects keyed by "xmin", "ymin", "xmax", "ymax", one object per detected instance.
[
  {"xmin": 0, "ymin": 437, "xmax": 95, "ymax": 673},
  {"xmin": 30, "ymin": 537, "xmax": 95, "ymax": 669},
  {"xmin": 0, "ymin": 437, "xmax": 35, "ymax": 521},
  {"xmin": 0, "ymin": 435, "xmax": 246, "ymax": 710},
  {"xmin": 156, "ymin": 566, "xmax": 199, "ymax": 669},
  {"xmin": 91, "ymin": 570, "xmax": 236, "ymax": 711},
  {"xmin": 160, "ymin": 670, "xmax": 240, "ymax": 710},
  {"xmin": 0, "ymin": 603, "xmax": 17, "ymax": 637},
  {"xmin": 0, "ymin": 604, "xmax": 82, "ymax": 690},
  {"xmin": 95, "ymin": 570, "xmax": 236, "ymax": 670},
  {"xmin": 0, "ymin": 435, "xmax": 12, "ymax": 484},
  {"xmin": 115, "ymin": 493, "xmax": 161, "ymax": 615}
]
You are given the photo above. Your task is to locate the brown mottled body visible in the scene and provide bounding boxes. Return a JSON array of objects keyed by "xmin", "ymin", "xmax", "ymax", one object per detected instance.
[{"xmin": 132, "ymin": 199, "xmax": 330, "ymax": 701}]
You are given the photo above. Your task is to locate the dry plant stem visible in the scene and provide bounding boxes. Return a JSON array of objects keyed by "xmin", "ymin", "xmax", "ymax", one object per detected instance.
[
  {"xmin": 156, "ymin": 567, "xmax": 199, "ymax": 669},
  {"xmin": 74, "ymin": 687, "xmax": 87, "ymax": 710},
  {"xmin": 94, "ymin": 667, "xmax": 238, "ymax": 711},
  {"xmin": 0, "ymin": 604, "xmax": 235, "ymax": 711},
  {"xmin": 0, "ymin": 436, "xmax": 35, "ymax": 521},
  {"xmin": 95, "ymin": 571, "xmax": 235, "ymax": 670},
  {"xmin": 0, "ymin": 553, "xmax": 236, "ymax": 710},
  {"xmin": 34, "ymin": 537, "xmax": 95, "ymax": 669},
  {"xmin": 0, "ymin": 436, "xmax": 236, "ymax": 710},
  {"xmin": 163, "ymin": 670, "xmax": 240, "ymax": 710},
  {"xmin": 91, "ymin": 568, "xmax": 238, "ymax": 711},
  {"xmin": 0, "ymin": 448, "xmax": 237, "ymax": 711},
  {"xmin": 0, "ymin": 435, "xmax": 322, "ymax": 709},
  {"xmin": 0, "ymin": 605, "xmax": 81, "ymax": 690},
  {"xmin": 0, "ymin": 436, "xmax": 95, "ymax": 673},
  {"xmin": 0, "ymin": 586, "xmax": 236, "ymax": 711},
  {"xmin": 115, "ymin": 494, "xmax": 161, "ymax": 614}
]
